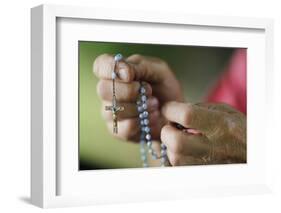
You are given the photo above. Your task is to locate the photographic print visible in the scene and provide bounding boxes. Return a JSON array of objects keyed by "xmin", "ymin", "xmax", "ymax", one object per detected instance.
[
  {"xmin": 78, "ymin": 41, "xmax": 247, "ymax": 170},
  {"xmin": 30, "ymin": 5, "xmax": 274, "ymax": 207}
]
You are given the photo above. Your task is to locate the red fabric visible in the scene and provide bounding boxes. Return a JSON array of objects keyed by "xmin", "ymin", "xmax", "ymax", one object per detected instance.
[{"xmin": 207, "ymin": 49, "xmax": 247, "ymax": 114}]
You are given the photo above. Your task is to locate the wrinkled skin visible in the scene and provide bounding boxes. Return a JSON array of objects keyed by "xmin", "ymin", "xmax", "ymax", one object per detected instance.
[
  {"xmin": 161, "ymin": 102, "xmax": 246, "ymax": 165},
  {"xmin": 93, "ymin": 54, "xmax": 247, "ymax": 165}
]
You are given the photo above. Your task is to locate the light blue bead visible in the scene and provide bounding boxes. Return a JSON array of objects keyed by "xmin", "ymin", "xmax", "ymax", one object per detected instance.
[
  {"xmin": 140, "ymin": 87, "xmax": 146, "ymax": 94},
  {"xmin": 161, "ymin": 149, "xmax": 166, "ymax": 155},
  {"xmin": 147, "ymin": 141, "xmax": 152, "ymax": 148},
  {"xmin": 142, "ymin": 111, "xmax": 148, "ymax": 118},
  {"xmin": 143, "ymin": 119, "xmax": 149, "ymax": 125},
  {"xmin": 136, "ymin": 100, "xmax": 141, "ymax": 106},
  {"xmin": 140, "ymin": 140, "xmax": 146, "ymax": 145},
  {"xmin": 160, "ymin": 157, "xmax": 166, "ymax": 164},
  {"xmin": 144, "ymin": 126, "xmax": 150, "ymax": 133},
  {"xmin": 141, "ymin": 155, "xmax": 147, "ymax": 161},
  {"xmin": 114, "ymin": 53, "xmax": 123, "ymax": 61},
  {"xmin": 161, "ymin": 143, "xmax": 167, "ymax": 149},
  {"xmin": 137, "ymin": 106, "xmax": 143, "ymax": 113},
  {"xmin": 140, "ymin": 120, "xmax": 144, "ymax": 126},
  {"xmin": 142, "ymin": 103, "xmax": 147, "ymax": 110},
  {"xmin": 139, "ymin": 113, "xmax": 144, "ymax": 119},
  {"xmin": 111, "ymin": 72, "xmax": 117, "ymax": 80},
  {"xmin": 146, "ymin": 134, "xmax": 151, "ymax": 140},
  {"xmin": 141, "ymin": 95, "xmax": 147, "ymax": 102}
]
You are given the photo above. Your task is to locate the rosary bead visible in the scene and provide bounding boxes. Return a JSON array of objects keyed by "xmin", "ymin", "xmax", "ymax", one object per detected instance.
[
  {"xmin": 142, "ymin": 103, "xmax": 148, "ymax": 110},
  {"xmin": 137, "ymin": 106, "xmax": 143, "ymax": 113},
  {"xmin": 140, "ymin": 120, "xmax": 144, "ymax": 126},
  {"xmin": 147, "ymin": 141, "xmax": 152, "ymax": 148},
  {"xmin": 144, "ymin": 126, "xmax": 150, "ymax": 133},
  {"xmin": 114, "ymin": 53, "xmax": 123, "ymax": 61},
  {"xmin": 139, "ymin": 113, "xmax": 144, "ymax": 119},
  {"xmin": 140, "ymin": 87, "xmax": 146, "ymax": 94},
  {"xmin": 161, "ymin": 143, "xmax": 167, "ymax": 150},
  {"xmin": 161, "ymin": 149, "xmax": 166, "ymax": 156},
  {"xmin": 143, "ymin": 119, "xmax": 149, "ymax": 125},
  {"xmin": 136, "ymin": 100, "xmax": 141, "ymax": 106},
  {"xmin": 141, "ymin": 155, "xmax": 147, "ymax": 161},
  {"xmin": 146, "ymin": 134, "xmax": 151, "ymax": 140},
  {"xmin": 111, "ymin": 71, "xmax": 117, "ymax": 80},
  {"xmin": 142, "ymin": 111, "xmax": 149, "ymax": 118},
  {"xmin": 141, "ymin": 95, "xmax": 147, "ymax": 102}
]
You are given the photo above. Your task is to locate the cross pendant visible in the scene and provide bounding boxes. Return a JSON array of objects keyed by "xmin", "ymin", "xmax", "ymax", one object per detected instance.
[
  {"xmin": 105, "ymin": 53, "xmax": 124, "ymax": 134},
  {"xmin": 105, "ymin": 104, "xmax": 124, "ymax": 134}
]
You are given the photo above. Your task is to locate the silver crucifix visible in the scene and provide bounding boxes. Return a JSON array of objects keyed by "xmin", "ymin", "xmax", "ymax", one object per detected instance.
[
  {"xmin": 105, "ymin": 54, "xmax": 124, "ymax": 134},
  {"xmin": 105, "ymin": 102, "xmax": 124, "ymax": 134}
]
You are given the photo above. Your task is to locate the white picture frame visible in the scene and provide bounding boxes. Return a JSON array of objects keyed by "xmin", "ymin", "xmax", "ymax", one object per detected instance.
[{"xmin": 31, "ymin": 4, "xmax": 274, "ymax": 208}]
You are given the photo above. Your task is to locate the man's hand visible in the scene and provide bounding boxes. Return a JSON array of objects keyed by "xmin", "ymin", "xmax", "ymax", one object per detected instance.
[
  {"xmin": 93, "ymin": 54, "xmax": 184, "ymax": 141},
  {"xmin": 161, "ymin": 102, "xmax": 246, "ymax": 165}
]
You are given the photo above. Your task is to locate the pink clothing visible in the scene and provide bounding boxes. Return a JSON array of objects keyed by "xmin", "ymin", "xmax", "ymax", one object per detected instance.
[{"xmin": 207, "ymin": 49, "xmax": 247, "ymax": 114}]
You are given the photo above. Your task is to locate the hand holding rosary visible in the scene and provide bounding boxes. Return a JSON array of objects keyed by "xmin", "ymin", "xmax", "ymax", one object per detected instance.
[{"xmin": 105, "ymin": 53, "xmax": 167, "ymax": 167}]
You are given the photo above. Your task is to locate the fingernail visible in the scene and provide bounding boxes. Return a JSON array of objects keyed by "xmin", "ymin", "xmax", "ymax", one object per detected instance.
[
  {"xmin": 118, "ymin": 69, "xmax": 128, "ymax": 80},
  {"xmin": 185, "ymin": 128, "xmax": 202, "ymax": 135}
]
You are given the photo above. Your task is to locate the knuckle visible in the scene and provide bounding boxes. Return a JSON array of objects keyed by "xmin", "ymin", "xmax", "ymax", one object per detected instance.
[
  {"xmin": 182, "ymin": 104, "xmax": 193, "ymax": 126},
  {"xmin": 129, "ymin": 54, "xmax": 143, "ymax": 61},
  {"xmin": 225, "ymin": 114, "xmax": 246, "ymax": 138}
]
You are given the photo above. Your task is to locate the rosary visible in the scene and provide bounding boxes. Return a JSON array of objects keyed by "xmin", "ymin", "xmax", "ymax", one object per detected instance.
[{"xmin": 105, "ymin": 54, "xmax": 167, "ymax": 167}]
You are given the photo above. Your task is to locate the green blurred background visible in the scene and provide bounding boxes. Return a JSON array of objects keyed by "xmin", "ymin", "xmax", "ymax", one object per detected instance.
[{"xmin": 79, "ymin": 41, "xmax": 234, "ymax": 170}]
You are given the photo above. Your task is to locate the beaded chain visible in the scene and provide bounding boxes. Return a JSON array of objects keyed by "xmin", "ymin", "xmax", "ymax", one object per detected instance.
[
  {"xmin": 137, "ymin": 82, "xmax": 167, "ymax": 167},
  {"xmin": 111, "ymin": 54, "xmax": 167, "ymax": 167}
]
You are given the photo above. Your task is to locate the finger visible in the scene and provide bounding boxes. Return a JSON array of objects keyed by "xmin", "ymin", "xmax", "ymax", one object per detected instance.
[
  {"xmin": 193, "ymin": 102, "xmax": 242, "ymax": 114},
  {"xmin": 126, "ymin": 54, "xmax": 170, "ymax": 83},
  {"xmin": 93, "ymin": 53, "xmax": 171, "ymax": 84},
  {"xmin": 102, "ymin": 97, "xmax": 160, "ymax": 120},
  {"xmin": 166, "ymin": 150, "xmax": 182, "ymax": 166},
  {"xmin": 167, "ymin": 150, "xmax": 207, "ymax": 166},
  {"xmin": 97, "ymin": 80, "xmax": 152, "ymax": 102},
  {"xmin": 106, "ymin": 110, "xmax": 162, "ymax": 142},
  {"xmin": 161, "ymin": 101, "xmax": 225, "ymax": 133},
  {"xmin": 161, "ymin": 125, "xmax": 210, "ymax": 157},
  {"xmin": 93, "ymin": 54, "xmax": 135, "ymax": 82}
]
